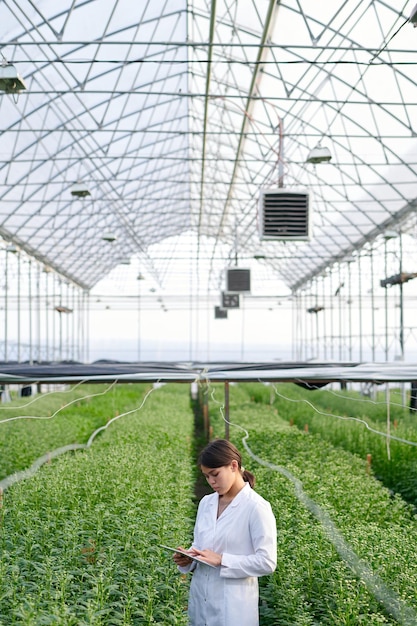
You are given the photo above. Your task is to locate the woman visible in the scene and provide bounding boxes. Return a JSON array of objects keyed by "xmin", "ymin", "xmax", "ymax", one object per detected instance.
[{"xmin": 173, "ymin": 439, "xmax": 277, "ymax": 626}]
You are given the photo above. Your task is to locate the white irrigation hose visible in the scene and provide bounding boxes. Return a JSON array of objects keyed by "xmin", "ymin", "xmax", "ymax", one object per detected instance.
[
  {"xmin": 0, "ymin": 380, "xmax": 118, "ymax": 424},
  {"xmin": 0, "ymin": 379, "xmax": 87, "ymax": 410},
  {"xmin": 0, "ymin": 444, "xmax": 86, "ymax": 491},
  {"xmin": 242, "ymin": 435, "xmax": 417, "ymax": 626},
  {"xmin": 0, "ymin": 384, "xmax": 157, "ymax": 493},
  {"xmin": 272, "ymin": 383, "xmax": 417, "ymax": 448}
]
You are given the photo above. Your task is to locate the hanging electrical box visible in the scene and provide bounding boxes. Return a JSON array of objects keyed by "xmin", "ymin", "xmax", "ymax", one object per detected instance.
[
  {"xmin": 226, "ymin": 268, "xmax": 251, "ymax": 293},
  {"xmin": 221, "ymin": 292, "xmax": 240, "ymax": 309},
  {"xmin": 258, "ymin": 188, "xmax": 311, "ymax": 240},
  {"xmin": 214, "ymin": 306, "xmax": 228, "ymax": 319}
]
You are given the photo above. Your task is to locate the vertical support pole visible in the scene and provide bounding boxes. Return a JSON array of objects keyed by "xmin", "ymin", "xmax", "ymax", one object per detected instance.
[
  {"xmin": 17, "ymin": 254, "xmax": 21, "ymax": 362},
  {"xmin": 36, "ymin": 263, "xmax": 41, "ymax": 362},
  {"xmin": 358, "ymin": 254, "xmax": 363, "ymax": 362},
  {"xmin": 369, "ymin": 247, "xmax": 376, "ymax": 361},
  {"xmin": 71, "ymin": 285, "xmax": 76, "ymax": 361},
  {"xmin": 86, "ymin": 290, "xmax": 90, "ymax": 364},
  {"xmin": 28, "ymin": 260, "xmax": 33, "ymax": 365},
  {"xmin": 322, "ymin": 275, "xmax": 327, "ymax": 360},
  {"xmin": 386, "ymin": 383, "xmax": 391, "ymax": 461},
  {"xmin": 202, "ymin": 383, "xmax": 209, "ymax": 441},
  {"xmin": 338, "ymin": 264, "xmax": 342, "ymax": 360},
  {"xmin": 45, "ymin": 269, "xmax": 49, "ymax": 362},
  {"xmin": 384, "ymin": 238, "xmax": 389, "ymax": 362},
  {"xmin": 347, "ymin": 260, "xmax": 353, "ymax": 361},
  {"xmin": 399, "ymin": 232, "xmax": 404, "ymax": 361},
  {"xmin": 329, "ymin": 269, "xmax": 334, "ymax": 360},
  {"xmin": 224, "ymin": 381, "xmax": 230, "ymax": 441},
  {"xmin": 4, "ymin": 250, "xmax": 8, "ymax": 362}
]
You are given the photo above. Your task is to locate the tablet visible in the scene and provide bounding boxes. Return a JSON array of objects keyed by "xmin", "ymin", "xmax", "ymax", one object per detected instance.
[{"xmin": 160, "ymin": 544, "xmax": 217, "ymax": 567}]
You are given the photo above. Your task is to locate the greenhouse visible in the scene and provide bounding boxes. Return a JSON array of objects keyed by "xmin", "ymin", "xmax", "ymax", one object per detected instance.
[
  {"xmin": 1, "ymin": 0, "xmax": 417, "ymax": 367},
  {"xmin": 2, "ymin": 2, "xmax": 417, "ymax": 625}
]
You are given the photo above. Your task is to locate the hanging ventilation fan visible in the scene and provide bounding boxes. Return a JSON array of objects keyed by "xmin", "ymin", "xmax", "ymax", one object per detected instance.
[{"xmin": 258, "ymin": 187, "xmax": 311, "ymax": 241}]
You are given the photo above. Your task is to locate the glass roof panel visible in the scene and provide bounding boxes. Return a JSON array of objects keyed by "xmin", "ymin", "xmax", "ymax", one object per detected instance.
[{"xmin": 0, "ymin": 0, "xmax": 416, "ymax": 301}]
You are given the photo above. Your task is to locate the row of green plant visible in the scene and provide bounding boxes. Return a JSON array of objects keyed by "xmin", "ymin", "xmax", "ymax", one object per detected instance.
[
  {"xmin": 0, "ymin": 382, "xmax": 141, "ymax": 479},
  {"xmin": 243, "ymin": 381, "xmax": 417, "ymax": 507},
  {"xmin": 0, "ymin": 383, "xmax": 195, "ymax": 625},
  {"xmin": 207, "ymin": 382, "xmax": 417, "ymax": 624},
  {"xmin": 4, "ymin": 380, "xmax": 417, "ymax": 624}
]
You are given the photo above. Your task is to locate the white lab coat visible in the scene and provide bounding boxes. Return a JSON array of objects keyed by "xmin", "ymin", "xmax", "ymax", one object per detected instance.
[{"xmin": 180, "ymin": 482, "xmax": 277, "ymax": 626}]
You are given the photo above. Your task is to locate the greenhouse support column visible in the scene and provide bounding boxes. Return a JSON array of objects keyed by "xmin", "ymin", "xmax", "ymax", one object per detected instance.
[
  {"xmin": 303, "ymin": 290, "xmax": 308, "ymax": 360},
  {"xmin": 240, "ymin": 298, "xmax": 245, "ymax": 360},
  {"xmin": 45, "ymin": 270, "xmax": 49, "ymax": 361},
  {"xmin": 64, "ymin": 282, "xmax": 68, "ymax": 359},
  {"xmin": 329, "ymin": 269, "xmax": 334, "ymax": 360},
  {"xmin": 206, "ymin": 287, "xmax": 210, "ymax": 361},
  {"xmin": 189, "ymin": 269, "xmax": 193, "ymax": 361},
  {"xmin": 292, "ymin": 291, "xmax": 297, "ymax": 360},
  {"xmin": 399, "ymin": 232, "xmax": 404, "ymax": 361},
  {"xmin": 17, "ymin": 254, "xmax": 21, "ymax": 362},
  {"xmin": 384, "ymin": 237, "xmax": 389, "ymax": 361},
  {"xmin": 36, "ymin": 263, "xmax": 41, "ymax": 361},
  {"xmin": 358, "ymin": 254, "xmax": 363, "ymax": 362},
  {"xmin": 76, "ymin": 289, "xmax": 82, "ymax": 361},
  {"xmin": 86, "ymin": 290, "xmax": 91, "ymax": 363},
  {"xmin": 299, "ymin": 291, "xmax": 305, "ymax": 360},
  {"xmin": 52, "ymin": 274, "xmax": 57, "ymax": 361},
  {"xmin": 369, "ymin": 248, "xmax": 376, "ymax": 361},
  {"xmin": 203, "ymin": 384, "xmax": 210, "ymax": 441},
  {"xmin": 224, "ymin": 381, "xmax": 230, "ymax": 440},
  {"xmin": 398, "ymin": 232, "xmax": 406, "ymax": 408},
  {"xmin": 59, "ymin": 280, "xmax": 63, "ymax": 361},
  {"xmin": 28, "ymin": 260, "xmax": 33, "ymax": 364},
  {"xmin": 137, "ymin": 275, "xmax": 141, "ymax": 361},
  {"xmin": 4, "ymin": 249, "xmax": 8, "ymax": 361},
  {"xmin": 322, "ymin": 275, "xmax": 327, "ymax": 360},
  {"xmin": 71, "ymin": 285, "xmax": 75, "ymax": 361},
  {"xmin": 337, "ymin": 264, "xmax": 343, "ymax": 361},
  {"xmin": 347, "ymin": 259, "xmax": 353, "ymax": 361}
]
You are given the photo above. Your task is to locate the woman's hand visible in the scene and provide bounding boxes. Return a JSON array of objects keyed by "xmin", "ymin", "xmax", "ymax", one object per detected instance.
[
  {"xmin": 191, "ymin": 548, "xmax": 222, "ymax": 567},
  {"xmin": 172, "ymin": 547, "xmax": 194, "ymax": 567}
]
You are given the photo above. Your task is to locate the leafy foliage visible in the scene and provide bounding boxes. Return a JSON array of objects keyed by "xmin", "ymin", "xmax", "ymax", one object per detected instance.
[
  {"xmin": 0, "ymin": 384, "xmax": 194, "ymax": 624},
  {"xmin": 207, "ymin": 383, "xmax": 417, "ymax": 625}
]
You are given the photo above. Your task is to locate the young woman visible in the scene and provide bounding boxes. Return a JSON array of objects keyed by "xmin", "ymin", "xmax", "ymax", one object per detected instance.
[{"xmin": 173, "ymin": 439, "xmax": 277, "ymax": 626}]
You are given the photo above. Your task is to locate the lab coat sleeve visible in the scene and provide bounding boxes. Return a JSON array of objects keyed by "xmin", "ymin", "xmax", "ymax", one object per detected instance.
[
  {"xmin": 220, "ymin": 500, "xmax": 277, "ymax": 578},
  {"xmin": 177, "ymin": 560, "xmax": 196, "ymax": 574}
]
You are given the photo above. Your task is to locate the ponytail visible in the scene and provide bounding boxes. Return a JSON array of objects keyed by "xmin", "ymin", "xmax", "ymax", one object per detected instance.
[{"xmin": 242, "ymin": 468, "xmax": 255, "ymax": 489}]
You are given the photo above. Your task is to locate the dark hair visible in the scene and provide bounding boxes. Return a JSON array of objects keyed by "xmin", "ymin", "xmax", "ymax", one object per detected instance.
[{"xmin": 198, "ymin": 439, "xmax": 255, "ymax": 488}]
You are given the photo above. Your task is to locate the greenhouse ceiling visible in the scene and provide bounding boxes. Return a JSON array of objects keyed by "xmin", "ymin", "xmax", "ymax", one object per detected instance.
[{"xmin": 1, "ymin": 0, "xmax": 417, "ymax": 297}]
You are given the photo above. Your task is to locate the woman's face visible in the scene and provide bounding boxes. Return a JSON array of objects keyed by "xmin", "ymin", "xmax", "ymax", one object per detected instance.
[{"xmin": 200, "ymin": 461, "xmax": 238, "ymax": 496}]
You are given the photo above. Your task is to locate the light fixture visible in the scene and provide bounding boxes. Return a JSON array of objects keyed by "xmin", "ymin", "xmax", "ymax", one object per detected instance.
[
  {"xmin": 383, "ymin": 230, "xmax": 398, "ymax": 240},
  {"xmin": 0, "ymin": 63, "xmax": 27, "ymax": 93},
  {"xmin": 137, "ymin": 273, "xmax": 145, "ymax": 280},
  {"xmin": 70, "ymin": 182, "xmax": 90, "ymax": 197},
  {"xmin": 306, "ymin": 144, "xmax": 332, "ymax": 164},
  {"xmin": 120, "ymin": 257, "xmax": 131, "ymax": 265},
  {"xmin": 6, "ymin": 244, "xmax": 17, "ymax": 254},
  {"xmin": 102, "ymin": 233, "xmax": 116, "ymax": 242}
]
